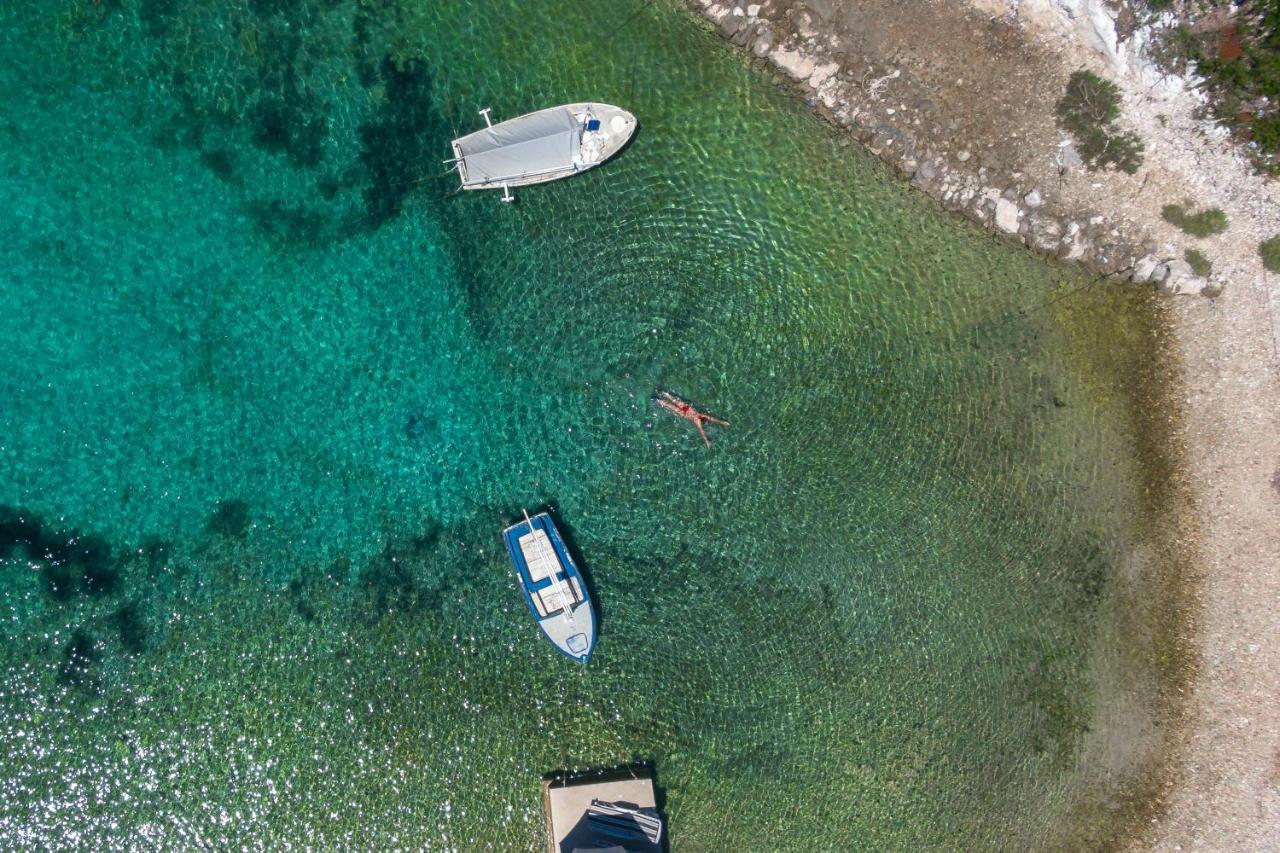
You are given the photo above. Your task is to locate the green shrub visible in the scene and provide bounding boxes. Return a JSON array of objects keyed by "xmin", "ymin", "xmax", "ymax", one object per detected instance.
[
  {"xmin": 1254, "ymin": 115, "xmax": 1280, "ymax": 154},
  {"xmin": 1184, "ymin": 247, "xmax": 1212, "ymax": 277},
  {"xmin": 1077, "ymin": 127, "xmax": 1146, "ymax": 175},
  {"xmin": 1144, "ymin": 3, "xmax": 1280, "ymax": 170},
  {"xmin": 1058, "ymin": 70, "xmax": 1121, "ymax": 130},
  {"xmin": 1262, "ymin": 236, "xmax": 1280, "ymax": 273},
  {"xmin": 1055, "ymin": 70, "xmax": 1145, "ymax": 174},
  {"xmin": 1161, "ymin": 203, "xmax": 1229, "ymax": 237}
]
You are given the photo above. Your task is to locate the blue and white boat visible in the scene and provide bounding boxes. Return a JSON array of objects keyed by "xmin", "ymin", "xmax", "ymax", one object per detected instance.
[{"xmin": 502, "ymin": 511, "xmax": 596, "ymax": 663}]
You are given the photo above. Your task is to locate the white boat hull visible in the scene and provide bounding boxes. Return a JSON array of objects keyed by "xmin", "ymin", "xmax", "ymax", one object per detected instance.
[{"xmin": 451, "ymin": 102, "xmax": 637, "ymax": 191}]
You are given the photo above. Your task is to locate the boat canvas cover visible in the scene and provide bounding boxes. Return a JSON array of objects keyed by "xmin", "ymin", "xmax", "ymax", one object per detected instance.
[{"xmin": 456, "ymin": 108, "xmax": 582, "ymax": 185}]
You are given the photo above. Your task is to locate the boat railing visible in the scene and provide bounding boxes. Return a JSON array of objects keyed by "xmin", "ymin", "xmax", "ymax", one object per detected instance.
[{"xmin": 468, "ymin": 162, "xmax": 581, "ymax": 187}]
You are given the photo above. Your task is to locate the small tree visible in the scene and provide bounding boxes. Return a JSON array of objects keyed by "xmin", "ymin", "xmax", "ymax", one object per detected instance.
[{"xmin": 1056, "ymin": 70, "xmax": 1145, "ymax": 174}]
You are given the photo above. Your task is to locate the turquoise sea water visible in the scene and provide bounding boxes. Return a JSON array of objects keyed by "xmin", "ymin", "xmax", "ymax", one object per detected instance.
[{"xmin": 0, "ymin": 1, "xmax": 1180, "ymax": 849}]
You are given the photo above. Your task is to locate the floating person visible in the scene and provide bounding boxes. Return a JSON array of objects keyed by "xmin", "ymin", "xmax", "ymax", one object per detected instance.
[{"xmin": 655, "ymin": 390, "xmax": 728, "ymax": 447}]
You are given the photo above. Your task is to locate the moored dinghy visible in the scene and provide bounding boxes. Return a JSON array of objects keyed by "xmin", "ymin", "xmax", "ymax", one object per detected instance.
[
  {"xmin": 449, "ymin": 103, "xmax": 637, "ymax": 201},
  {"xmin": 502, "ymin": 510, "xmax": 596, "ymax": 662}
]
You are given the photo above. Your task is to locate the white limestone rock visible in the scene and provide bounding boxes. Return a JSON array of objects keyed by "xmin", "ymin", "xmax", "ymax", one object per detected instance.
[
  {"xmin": 1017, "ymin": 0, "xmax": 1128, "ymax": 74},
  {"xmin": 752, "ymin": 26, "xmax": 773, "ymax": 57},
  {"xmin": 1024, "ymin": 212, "xmax": 1064, "ymax": 252},
  {"xmin": 817, "ymin": 79, "xmax": 843, "ymax": 110},
  {"xmin": 809, "ymin": 61, "xmax": 840, "ymax": 89},
  {"xmin": 1132, "ymin": 254, "xmax": 1160, "ymax": 282},
  {"xmin": 1063, "ymin": 233, "xmax": 1090, "ymax": 260},
  {"xmin": 1057, "ymin": 142, "xmax": 1084, "ymax": 173},
  {"xmin": 770, "ymin": 47, "xmax": 815, "ymax": 81},
  {"xmin": 995, "ymin": 198, "xmax": 1022, "ymax": 233},
  {"xmin": 1158, "ymin": 259, "xmax": 1207, "ymax": 296}
]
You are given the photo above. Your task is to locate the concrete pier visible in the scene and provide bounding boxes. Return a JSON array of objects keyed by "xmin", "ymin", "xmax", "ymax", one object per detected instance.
[{"xmin": 542, "ymin": 769, "xmax": 662, "ymax": 853}]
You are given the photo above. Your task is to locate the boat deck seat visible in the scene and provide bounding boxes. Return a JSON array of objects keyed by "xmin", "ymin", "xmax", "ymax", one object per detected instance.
[
  {"xmin": 518, "ymin": 530, "xmax": 561, "ymax": 582},
  {"xmin": 535, "ymin": 577, "xmax": 582, "ymax": 617}
]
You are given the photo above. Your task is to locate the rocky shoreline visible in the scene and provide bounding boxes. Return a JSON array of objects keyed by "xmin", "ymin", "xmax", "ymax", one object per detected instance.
[{"xmin": 686, "ymin": 0, "xmax": 1224, "ymax": 296}]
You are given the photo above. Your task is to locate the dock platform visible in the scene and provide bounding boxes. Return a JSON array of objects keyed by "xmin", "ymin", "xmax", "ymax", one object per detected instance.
[{"xmin": 542, "ymin": 766, "xmax": 663, "ymax": 853}]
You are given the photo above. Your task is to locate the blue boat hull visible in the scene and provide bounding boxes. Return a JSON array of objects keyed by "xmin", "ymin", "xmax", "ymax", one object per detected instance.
[{"xmin": 502, "ymin": 512, "xmax": 597, "ymax": 663}]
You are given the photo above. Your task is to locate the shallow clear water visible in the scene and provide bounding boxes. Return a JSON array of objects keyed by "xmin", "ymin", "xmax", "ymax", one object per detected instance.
[{"xmin": 0, "ymin": 0, "xmax": 1175, "ymax": 849}]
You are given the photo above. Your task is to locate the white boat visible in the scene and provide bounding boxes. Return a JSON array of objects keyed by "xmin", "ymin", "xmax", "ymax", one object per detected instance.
[{"xmin": 448, "ymin": 103, "xmax": 637, "ymax": 201}]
